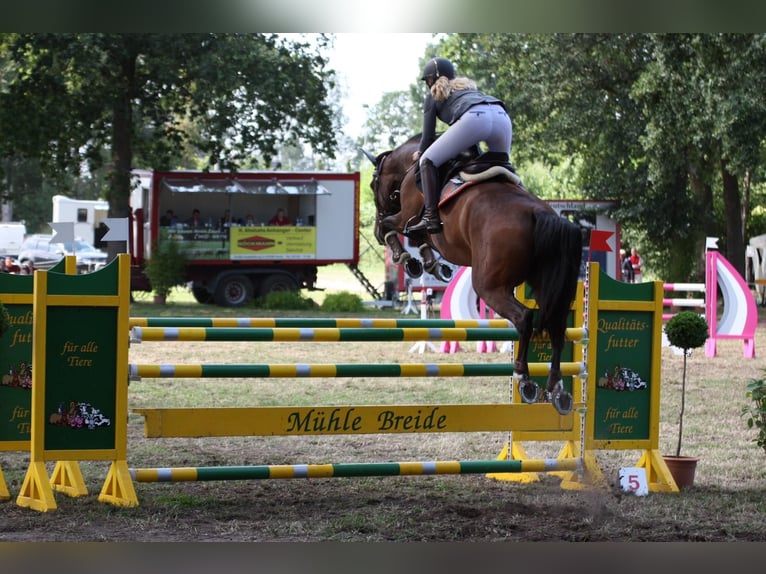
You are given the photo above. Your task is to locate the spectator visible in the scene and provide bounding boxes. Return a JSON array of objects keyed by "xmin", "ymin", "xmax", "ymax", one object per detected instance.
[
  {"xmin": 186, "ymin": 208, "xmax": 203, "ymax": 228},
  {"xmin": 268, "ymin": 208, "xmax": 292, "ymax": 226},
  {"xmin": 4, "ymin": 257, "xmax": 20, "ymax": 273},
  {"xmin": 630, "ymin": 247, "xmax": 643, "ymax": 283},
  {"xmin": 219, "ymin": 208, "xmax": 233, "ymax": 229},
  {"xmin": 160, "ymin": 209, "xmax": 178, "ymax": 226},
  {"xmin": 620, "ymin": 249, "xmax": 634, "ymax": 283}
]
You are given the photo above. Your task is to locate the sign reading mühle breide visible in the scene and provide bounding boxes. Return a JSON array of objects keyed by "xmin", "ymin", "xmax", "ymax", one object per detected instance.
[
  {"xmin": 16, "ymin": 254, "xmax": 137, "ymax": 512},
  {"xmin": 587, "ymin": 266, "xmax": 663, "ymax": 450}
]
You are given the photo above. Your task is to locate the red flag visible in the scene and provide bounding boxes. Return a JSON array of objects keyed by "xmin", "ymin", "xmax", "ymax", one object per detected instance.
[{"xmin": 589, "ymin": 229, "xmax": 613, "ymax": 252}]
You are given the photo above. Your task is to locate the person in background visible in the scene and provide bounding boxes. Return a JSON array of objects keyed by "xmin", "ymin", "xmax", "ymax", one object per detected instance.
[
  {"xmin": 219, "ymin": 208, "xmax": 235, "ymax": 229},
  {"xmin": 630, "ymin": 247, "xmax": 643, "ymax": 283},
  {"xmin": 268, "ymin": 208, "xmax": 292, "ymax": 226},
  {"xmin": 160, "ymin": 209, "xmax": 178, "ymax": 226},
  {"xmin": 187, "ymin": 208, "xmax": 203, "ymax": 228},
  {"xmin": 620, "ymin": 248, "xmax": 634, "ymax": 283},
  {"xmin": 244, "ymin": 213, "xmax": 256, "ymax": 226},
  {"xmin": 4, "ymin": 256, "xmax": 20, "ymax": 273}
]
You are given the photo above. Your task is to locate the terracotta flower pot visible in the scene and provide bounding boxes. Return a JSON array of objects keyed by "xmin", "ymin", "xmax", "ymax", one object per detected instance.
[{"xmin": 663, "ymin": 455, "xmax": 698, "ymax": 489}]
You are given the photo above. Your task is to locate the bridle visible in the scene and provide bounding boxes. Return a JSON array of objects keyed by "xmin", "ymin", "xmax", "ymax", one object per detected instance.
[{"xmin": 371, "ymin": 150, "xmax": 418, "ymax": 219}]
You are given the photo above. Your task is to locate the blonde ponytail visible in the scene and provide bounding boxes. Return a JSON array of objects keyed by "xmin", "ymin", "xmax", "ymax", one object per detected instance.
[{"xmin": 431, "ymin": 76, "xmax": 478, "ymax": 101}]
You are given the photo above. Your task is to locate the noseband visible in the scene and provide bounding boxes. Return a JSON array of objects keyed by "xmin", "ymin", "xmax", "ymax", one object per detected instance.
[{"xmin": 372, "ymin": 151, "xmax": 417, "ymax": 221}]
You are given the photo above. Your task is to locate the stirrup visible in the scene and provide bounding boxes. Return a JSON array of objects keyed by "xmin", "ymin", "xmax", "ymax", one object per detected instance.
[{"xmin": 408, "ymin": 216, "xmax": 442, "ymax": 234}]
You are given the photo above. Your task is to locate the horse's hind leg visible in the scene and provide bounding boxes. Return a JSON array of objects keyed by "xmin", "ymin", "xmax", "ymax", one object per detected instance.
[
  {"xmin": 513, "ymin": 307, "xmax": 541, "ymax": 404},
  {"xmin": 477, "ymin": 287, "xmax": 539, "ymax": 403},
  {"xmin": 546, "ymin": 331, "xmax": 573, "ymax": 415}
]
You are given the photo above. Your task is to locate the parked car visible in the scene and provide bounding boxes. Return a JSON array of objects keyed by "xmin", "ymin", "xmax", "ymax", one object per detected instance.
[
  {"xmin": 17, "ymin": 234, "xmax": 108, "ymax": 273},
  {"xmin": 0, "ymin": 222, "xmax": 27, "ymax": 259}
]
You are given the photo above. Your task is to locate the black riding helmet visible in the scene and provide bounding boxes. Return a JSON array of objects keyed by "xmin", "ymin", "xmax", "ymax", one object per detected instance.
[{"xmin": 421, "ymin": 57, "xmax": 455, "ymax": 85}]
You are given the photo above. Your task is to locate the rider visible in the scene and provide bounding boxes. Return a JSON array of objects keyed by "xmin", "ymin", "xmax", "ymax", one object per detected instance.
[{"xmin": 408, "ymin": 57, "xmax": 513, "ymax": 234}]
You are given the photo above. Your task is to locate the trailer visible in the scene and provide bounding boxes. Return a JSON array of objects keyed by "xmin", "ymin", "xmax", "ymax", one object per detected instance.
[
  {"xmin": 129, "ymin": 169, "xmax": 363, "ymax": 307},
  {"xmin": 51, "ymin": 195, "xmax": 110, "ymax": 245}
]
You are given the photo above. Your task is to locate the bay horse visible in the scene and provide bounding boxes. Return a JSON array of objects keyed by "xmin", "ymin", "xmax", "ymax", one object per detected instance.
[{"xmin": 364, "ymin": 134, "xmax": 583, "ymax": 414}]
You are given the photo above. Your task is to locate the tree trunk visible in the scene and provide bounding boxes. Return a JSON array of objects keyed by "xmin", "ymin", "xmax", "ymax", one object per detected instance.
[
  {"xmin": 105, "ymin": 52, "xmax": 137, "ymax": 262},
  {"xmin": 721, "ymin": 160, "xmax": 745, "ymax": 277}
]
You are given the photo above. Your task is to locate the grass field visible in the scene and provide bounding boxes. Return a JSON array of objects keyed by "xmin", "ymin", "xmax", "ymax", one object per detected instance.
[{"xmin": 2, "ymin": 273, "xmax": 766, "ymax": 542}]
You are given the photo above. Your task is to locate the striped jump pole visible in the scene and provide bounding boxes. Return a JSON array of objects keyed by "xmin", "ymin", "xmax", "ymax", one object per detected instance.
[
  {"xmin": 130, "ymin": 326, "xmax": 588, "ymax": 344},
  {"xmin": 128, "ymin": 361, "xmax": 588, "ymax": 380},
  {"xmin": 129, "ymin": 317, "xmax": 515, "ymax": 328},
  {"xmin": 662, "ymin": 282, "xmax": 706, "ymax": 321},
  {"xmin": 130, "ymin": 458, "xmax": 582, "ymax": 482}
]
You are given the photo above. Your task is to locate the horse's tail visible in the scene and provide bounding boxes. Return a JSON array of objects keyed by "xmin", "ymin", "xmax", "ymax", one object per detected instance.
[{"xmin": 529, "ymin": 211, "xmax": 583, "ymax": 339}]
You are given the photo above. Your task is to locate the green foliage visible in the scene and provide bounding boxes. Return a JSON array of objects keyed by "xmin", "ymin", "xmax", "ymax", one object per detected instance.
[
  {"xmin": 144, "ymin": 241, "xmax": 187, "ymax": 300},
  {"xmin": 360, "ymin": 90, "xmax": 422, "ymax": 152},
  {"xmin": 0, "ymin": 33, "xmax": 339, "ymax": 232},
  {"xmin": 442, "ymin": 33, "xmax": 766, "ymax": 281},
  {"xmin": 320, "ymin": 291, "xmax": 365, "ymax": 313},
  {"xmin": 254, "ymin": 290, "xmax": 316, "ymax": 311},
  {"xmin": 664, "ymin": 311, "xmax": 709, "ymax": 351},
  {"xmin": 0, "ymin": 301, "xmax": 10, "ymax": 338},
  {"xmin": 741, "ymin": 377, "xmax": 766, "ymax": 455}
]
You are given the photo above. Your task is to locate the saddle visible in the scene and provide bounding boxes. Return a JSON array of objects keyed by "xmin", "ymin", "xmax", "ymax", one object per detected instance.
[
  {"xmin": 416, "ymin": 150, "xmax": 522, "ymax": 191},
  {"xmin": 457, "ymin": 151, "xmax": 521, "ymax": 185}
]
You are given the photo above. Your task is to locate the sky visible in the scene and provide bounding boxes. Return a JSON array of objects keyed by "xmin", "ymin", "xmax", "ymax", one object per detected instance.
[{"xmin": 326, "ymin": 33, "xmax": 435, "ymax": 139}]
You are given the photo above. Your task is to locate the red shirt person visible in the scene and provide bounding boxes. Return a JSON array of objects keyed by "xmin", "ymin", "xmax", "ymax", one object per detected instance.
[{"xmin": 268, "ymin": 208, "xmax": 292, "ymax": 226}]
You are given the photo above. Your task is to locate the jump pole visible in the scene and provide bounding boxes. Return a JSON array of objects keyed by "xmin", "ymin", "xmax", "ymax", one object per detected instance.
[
  {"xmin": 128, "ymin": 362, "xmax": 587, "ymax": 380},
  {"xmin": 130, "ymin": 458, "xmax": 582, "ymax": 482},
  {"xmin": 130, "ymin": 326, "xmax": 587, "ymax": 344}
]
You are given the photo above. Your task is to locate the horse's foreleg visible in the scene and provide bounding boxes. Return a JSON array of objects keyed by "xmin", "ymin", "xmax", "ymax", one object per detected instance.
[
  {"xmin": 384, "ymin": 230, "xmax": 423, "ymax": 279},
  {"xmin": 384, "ymin": 230, "xmax": 409, "ymax": 265},
  {"xmin": 418, "ymin": 244, "xmax": 453, "ymax": 282}
]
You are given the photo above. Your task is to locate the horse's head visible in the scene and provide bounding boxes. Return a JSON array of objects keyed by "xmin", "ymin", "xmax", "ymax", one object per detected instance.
[{"xmin": 362, "ymin": 135, "xmax": 420, "ymax": 244}]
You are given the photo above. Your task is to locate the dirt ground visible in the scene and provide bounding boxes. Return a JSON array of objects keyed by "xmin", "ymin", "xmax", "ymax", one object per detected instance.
[{"xmin": 2, "ymin": 447, "xmax": 766, "ymax": 543}]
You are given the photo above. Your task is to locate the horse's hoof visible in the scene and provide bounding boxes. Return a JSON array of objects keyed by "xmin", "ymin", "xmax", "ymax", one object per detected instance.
[
  {"xmin": 547, "ymin": 381, "xmax": 573, "ymax": 415},
  {"xmin": 551, "ymin": 391, "xmax": 573, "ymax": 415},
  {"xmin": 426, "ymin": 263, "xmax": 453, "ymax": 283},
  {"xmin": 393, "ymin": 252, "xmax": 411, "ymax": 265},
  {"xmin": 404, "ymin": 258, "xmax": 423, "ymax": 279},
  {"xmin": 518, "ymin": 379, "xmax": 539, "ymax": 404}
]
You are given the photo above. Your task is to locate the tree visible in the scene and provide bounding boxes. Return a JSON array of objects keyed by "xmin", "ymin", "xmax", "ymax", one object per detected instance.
[
  {"xmin": 632, "ymin": 34, "xmax": 766, "ymax": 277},
  {"xmin": 442, "ymin": 33, "xmax": 766, "ymax": 281},
  {"xmin": 359, "ymin": 89, "xmax": 422, "ymax": 153},
  {"xmin": 0, "ymin": 33, "xmax": 338, "ymax": 253}
]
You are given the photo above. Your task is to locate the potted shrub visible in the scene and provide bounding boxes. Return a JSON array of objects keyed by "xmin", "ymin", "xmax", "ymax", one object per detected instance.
[
  {"xmin": 143, "ymin": 240, "xmax": 187, "ymax": 304},
  {"xmin": 663, "ymin": 310, "xmax": 709, "ymax": 488},
  {"xmin": 741, "ymin": 374, "xmax": 766, "ymax": 455}
]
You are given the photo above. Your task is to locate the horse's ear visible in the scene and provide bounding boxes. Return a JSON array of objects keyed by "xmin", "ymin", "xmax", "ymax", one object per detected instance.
[{"xmin": 360, "ymin": 149, "xmax": 377, "ymax": 165}]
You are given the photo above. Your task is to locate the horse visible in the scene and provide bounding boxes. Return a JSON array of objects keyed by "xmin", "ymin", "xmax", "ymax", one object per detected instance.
[{"xmin": 364, "ymin": 134, "xmax": 583, "ymax": 414}]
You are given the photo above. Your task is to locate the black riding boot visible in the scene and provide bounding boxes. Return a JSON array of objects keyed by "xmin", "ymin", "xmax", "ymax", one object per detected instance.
[{"xmin": 408, "ymin": 160, "xmax": 442, "ymax": 234}]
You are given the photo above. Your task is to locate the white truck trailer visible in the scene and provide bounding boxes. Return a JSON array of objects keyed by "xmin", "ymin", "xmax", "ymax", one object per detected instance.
[{"xmin": 51, "ymin": 195, "xmax": 110, "ymax": 245}]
